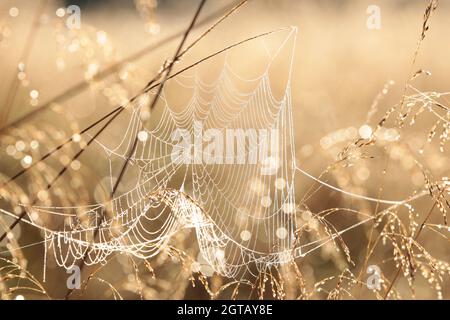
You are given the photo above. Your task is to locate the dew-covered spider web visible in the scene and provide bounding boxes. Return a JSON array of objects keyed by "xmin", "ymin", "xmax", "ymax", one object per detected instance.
[{"xmin": 2, "ymin": 27, "xmax": 384, "ymax": 279}]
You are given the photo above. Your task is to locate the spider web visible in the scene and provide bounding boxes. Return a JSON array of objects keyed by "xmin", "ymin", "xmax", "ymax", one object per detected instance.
[{"xmin": 2, "ymin": 27, "xmax": 379, "ymax": 279}]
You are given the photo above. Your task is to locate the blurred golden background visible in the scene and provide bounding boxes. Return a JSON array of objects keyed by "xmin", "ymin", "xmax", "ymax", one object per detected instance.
[{"xmin": 0, "ymin": 0, "xmax": 449, "ymax": 300}]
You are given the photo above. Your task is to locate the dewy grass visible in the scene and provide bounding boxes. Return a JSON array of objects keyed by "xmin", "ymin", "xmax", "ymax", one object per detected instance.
[{"xmin": 0, "ymin": 0, "xmax": 448, "ymax": 300}]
